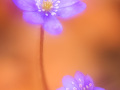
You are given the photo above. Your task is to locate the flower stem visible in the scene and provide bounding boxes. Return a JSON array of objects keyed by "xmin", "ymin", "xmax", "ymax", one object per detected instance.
[{"xmin": 40, "ymin": 26, "xmax": 48, "ymax": 90}]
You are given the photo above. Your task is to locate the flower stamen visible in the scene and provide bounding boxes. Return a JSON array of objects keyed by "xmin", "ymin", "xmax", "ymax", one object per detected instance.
[
  {"xmin": 35, "ymin": 0, "xmax": 61, "ymax": 16},
  {"xmin": 42, "ymin": 0, "xmax": 53, "ymax": 11}
]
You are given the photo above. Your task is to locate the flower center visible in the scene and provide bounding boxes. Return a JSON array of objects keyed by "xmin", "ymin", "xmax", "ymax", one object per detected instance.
[
  {"xmin": 42, "ymin": 0, "xmax": 53, "ymax": 11},
  {"xmin": 35, "ymin": 0, "xmax": 61, "ymax": 16}
]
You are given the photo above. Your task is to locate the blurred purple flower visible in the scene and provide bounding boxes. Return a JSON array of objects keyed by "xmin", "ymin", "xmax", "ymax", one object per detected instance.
[
  {"xmin": 12, "ymin": 0, "xmax": 86, "ymax": 35},
  {"xmin": 57, "ymin": 71, "xmax": 105, "ymax": 90}
]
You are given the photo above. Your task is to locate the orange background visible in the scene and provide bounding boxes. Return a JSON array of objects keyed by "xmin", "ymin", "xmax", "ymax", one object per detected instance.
[{"xmin": 0, "ymin": 0, "xmax": 120, "ymax": 90}]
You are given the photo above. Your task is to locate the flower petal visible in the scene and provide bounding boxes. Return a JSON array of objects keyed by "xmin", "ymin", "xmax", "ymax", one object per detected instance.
[
  {"xmin": 57, "ymin": 1, "xmax": 86, "ymax": 19},
  {"xmin": 74, "ymin": 71, "xmax": 85, "ymax": 87},
  {"xmin": 58, "ymin": 0, "xmax": 79, "ymax": 8},
  {"xmin": 23, "ymin": 12, "xmax": 44, "ymax": 24},
  {"xmin": 84, "ymin": 75, "xmax": 94, "ymax": 89},
  {"xmin": 94, "ymin": 87, "xmax": 105, "ymax": 90},
  {"xmin": 43, "ymin": 15, "xmax": 62, "ymax": 35},
  {"xmin": 62, "ymin": 75, "xmax": 79, "ymax": 90},
  {"xmin": 57, "ymin": 87, "xmax": 66, "ymax": 90},
  {"xmin": 12, "ymin": 0, "xmax": 37, "ymax": 11}
]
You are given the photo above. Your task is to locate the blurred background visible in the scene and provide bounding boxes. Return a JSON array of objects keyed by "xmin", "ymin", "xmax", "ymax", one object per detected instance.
[{"xmin": 0, "ymin": 0, "xmax": 120, "ymax": 90}]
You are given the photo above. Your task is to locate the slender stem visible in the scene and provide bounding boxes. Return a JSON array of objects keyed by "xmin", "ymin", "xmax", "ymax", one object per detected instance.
[{"xmin": 40, "ymin": 26, "xmax": 48, "ymax": 90}]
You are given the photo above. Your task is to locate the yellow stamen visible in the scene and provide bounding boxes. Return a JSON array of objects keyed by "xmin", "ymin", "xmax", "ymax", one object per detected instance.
[{"xmin": 42, "ymin": 0, "xmax": 53, "ymax": 11}]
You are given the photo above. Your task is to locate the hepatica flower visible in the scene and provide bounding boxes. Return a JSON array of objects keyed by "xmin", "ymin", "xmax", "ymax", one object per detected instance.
[
  {"xmin": 12, "ymin": 0, "xmax": 86, "ymax": 35},
  {"xmin": 57, "ymin": 71, "xmax": 105, "ymax": 90}
]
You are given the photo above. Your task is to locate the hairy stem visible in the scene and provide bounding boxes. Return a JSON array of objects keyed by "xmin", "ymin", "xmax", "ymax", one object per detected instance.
[{"xmin": 40, "ymin": 26, "xmax": 48, "ymax": 90}]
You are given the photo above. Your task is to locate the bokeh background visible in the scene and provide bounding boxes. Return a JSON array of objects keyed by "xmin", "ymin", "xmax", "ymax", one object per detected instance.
[{"xmin": 0, "ymin": 0, "xmax": 120, "ymax": 90}]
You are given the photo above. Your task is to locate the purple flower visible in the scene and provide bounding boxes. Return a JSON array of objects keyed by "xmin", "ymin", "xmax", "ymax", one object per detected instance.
[
  {"xmin": 12, "ymin": 0, "xmax": 86, "ymax": 35},
  {"xmin": 57, "ymin": 71, "xmax": 105, "ymax": 90}
]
